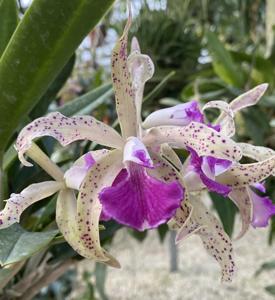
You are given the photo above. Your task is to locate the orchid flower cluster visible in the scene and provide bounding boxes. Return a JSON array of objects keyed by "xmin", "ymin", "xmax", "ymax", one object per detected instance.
[{"xmin": 1, "ymin": 15, "xmax": 275, "ymax": 282}]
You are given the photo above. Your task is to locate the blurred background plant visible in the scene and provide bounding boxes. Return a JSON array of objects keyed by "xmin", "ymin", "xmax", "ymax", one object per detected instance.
[{"xmin": 1, "ymin": 0, "xmax": 275, "ymax": 299}]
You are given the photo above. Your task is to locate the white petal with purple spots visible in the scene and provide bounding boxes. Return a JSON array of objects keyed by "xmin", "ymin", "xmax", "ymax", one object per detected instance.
[
  {"xmin": 143, "ymin": 122, "xmax": 242, "ymax": 161},
  {"xmin": 16, "ymin": 112, "xmax": 123, "ymax": 166},
  {"xmin": 0, "ymin": 181, "xmax": 63, "ymax": 228}
]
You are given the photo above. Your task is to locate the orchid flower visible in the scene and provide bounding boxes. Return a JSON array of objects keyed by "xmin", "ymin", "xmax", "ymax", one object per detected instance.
[
  {"xmin": 144, "ymin": 84, "xmax": 275, "ymax": 235},
  {"xmin": 0, "ymin": 10, "xmax": 243, "ymax": 272},
  {"xmin": 204, "ymin": 87, "xmax": 275, "ymax": 236},
  {"xmin": 147, "ymin": 84, "xmax": 275, "ymax": 281}
]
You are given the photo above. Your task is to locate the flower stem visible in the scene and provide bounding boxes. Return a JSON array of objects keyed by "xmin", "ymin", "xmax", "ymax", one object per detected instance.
[{"xmin": 26, "ymin": 143, "xmax": 64, "ymax": 182}]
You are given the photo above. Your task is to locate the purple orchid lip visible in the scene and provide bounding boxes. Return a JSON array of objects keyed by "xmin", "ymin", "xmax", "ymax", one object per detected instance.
[
  {"xmin": 99, "ymin": 162, "xmax": 184, "ymax": 231},
  {"xmin": 186, "ymin": 146, "xmax": 232, "ymax": 196}
]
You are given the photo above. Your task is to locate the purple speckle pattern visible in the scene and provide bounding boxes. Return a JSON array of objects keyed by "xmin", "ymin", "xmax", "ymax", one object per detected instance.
[
  {"xmin": 172, "ymin": 195, "xmax": 235, "ymax": 282},
  {"xmin": 99, "ymin": 163, "xmax": 184, "ymax": 231},
  {"xmin": 16, "ymin": 112, "xmax": 123, "ymax": 165},
  {"xmin": 187, "ymin": 147, "xmax": 232, "ymax": 196},
  {"xmin": 0, "ymin": 181, "xmax": 61, "ymax": 229},
  {"xmin": 111, "ymin": 17, "xmax": 137, "ymax": 138},
  {"xmin": 144, "ymin": 122, "xmax": 242, "ymax": 161},
  {"xmin": 217, "ymin": 155, "xmax": 275, "ymax": 188},
  {"xmin": 76, "ymin": 150, "xmax": 123, "ymax": 261}
]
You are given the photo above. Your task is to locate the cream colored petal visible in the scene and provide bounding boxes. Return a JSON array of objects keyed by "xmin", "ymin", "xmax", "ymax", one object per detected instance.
[
  {"xmin": 64, "ymin": 149, "xmax": 110, "ymax": 190},
  {"xmin": 128, "ymin": 45, "xmax": 154, "ymax": 126},
  {"xmin": 76, "ymin": 149, "xmax": 123, "ymax": 263},
  {"xmin": 203, "ymin": 100, "xmax": 235, "ymax": 137},
  {"xmin": 160, "ymin": 144, "xmax": 182, "ymax": 170},
  {"xmin": 216, "ymin": 84, "xmax": 268, "ymax": 126},
  {"xmin": 187, "ymin": 193, "xmax": 235, "ymax": 282},
  {"xmin": 229, "ymin": 187, "xmax": 252, "ymax": 239},
  {"xmin": 238, "ymin": 143, "xmax": 275, "ymax": 161},
  {"xmin": 216, "ymin": 155, "xmax": 275, "ymax": 187},
  {"xmin": 56, "ymin": 189, "xmax": 120, "ymax": 267},
  {"xmin": 111, "ymin": 11, "xmax": 137, "ymax": 138},
  {"xmin": 143, "ymin": 122, "xmax": 242, "ymax": 161},
  {"xmin": 0, "ymin": 181, "xmax": 63, "ymax": 229},
  {"xmin": 16, "ymin": 112, "xmax": 123, "ymax": 166}
]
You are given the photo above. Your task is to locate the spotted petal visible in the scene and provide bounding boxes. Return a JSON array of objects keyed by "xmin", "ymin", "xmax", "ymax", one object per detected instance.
[
  {"xmin": 167, "ymin": 194, "xmax": 195, "ymax": 240},
  {"xmin": 76, "ymin": 150, "xmax": 123, "ymax": 262},
  {"xmin": 176, "ymin": 193, "xmax": 235, "ymax": 282},
  {"xmin": 160, "ymin": 144, "xmax": 182, "ymax": 170},
  {"xmin": 228, "ymin": 188, "xmax": 252, "ymax": 239},
  {"xmin": 111, "ymin": 10, "xmax": 137, "ymax": 138},
  {"xmin": 143, "ymin": 122, "xmax": 242, "ymax": 161},
  {"xmin": 216, "ymin": 84, "xmax": 268, "ymax": 127},
  {"xmin": 64, "ymin": 149, "xmax": 110, "ymax": 190},
  {"xmin": 148, "ymin": 151, "xmax": 182, "ymax": 183},
  {"xmin": 217, "ymin": 156, "xmax": 275, "ymax": 188},
  {"xmin": 238, "ymin": 143, "xmax": 275, "ymax": 161},
  {"xmin": 16, "ymin": 112, "xmax": 123, "ymax": 166},
  {"xmin": 56, "ymin": 189, "xmax": 120, "ymax": 267},
  {"xmin": 229, "ymin": 83, "xmax": 268, "ymax": 112},
  {"xmin": 0, "ymin": 181, "xmax": 63, "ymax": 228},
  {"xmin": 203, "ymin": 100, "xmax": 235, "ymax": 137},
  {"xmin": 128, "ymin": 37, "xmax": 154, "ymax": 125}
]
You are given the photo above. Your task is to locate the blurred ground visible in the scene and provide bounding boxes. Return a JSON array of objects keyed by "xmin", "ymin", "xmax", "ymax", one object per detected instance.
[
  {"xmin": 73, "ymin": 219, "xmax": 275, "ymax": 300},
  {"xmin": 105, "ymin": 224, "xmax": 275, "ymax": 300}
]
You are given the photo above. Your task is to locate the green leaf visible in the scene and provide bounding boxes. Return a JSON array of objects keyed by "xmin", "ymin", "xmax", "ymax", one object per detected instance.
[
  {"xmin": 0, "ymin": 0, "xmax": 18, "ymax": 57},
  {"xmin": 129, "ymin": 229, "xmax": 147, "ymax": 242},
  {"xmin": 268, "ymin": 217, "xmax": 275, "ymax": 244},
  {"xmin": 3, "ymin": 144, "xmax": 17, "ymax": 171},
  {"xmin": 143, "ymin": 70, "xmax": 176, "ymax": 103},
  {"xmin": 255, "ymin": 260, "xmax": 275, "ymax": 277},
  {"xmin": 30, "ymin": 54, "xmax": 76, "ymax": 119},
  {"xmin": 95, "ymin": 263, "xmax": 108, "ymax": 300},
  {"xmin": 242, "ymin": 107, "xmax": 270, "ymax": 145},
  {"xmin": 210, "ymin": 192, "xmax": 237, "ymax": 237},
  {"xmin": 206, "ymin": 31, "xmax": 245, "ymax": 88},
  {"xmin": 56, "ymin": 82, "xmax": 113, "ymax": 116},
  {"xmin": 0, "ymin": 224, "xmax": 58, "ymax": 266},
  {"xmin": 0, "ymin": 261, "xmax": 24, "ymax": 289},
  {"xmin": 0, "ymin": 0, "xmax": 115, "ymax": 154},
  {"xmin": 157, "ymin": 224, "xmax": 168, "ymax": 243},
  {"xmin": 230, "ymin": 50, "xmax": 275, "ymax": 87},
  {"xmin": 265, "ymin": 285, "xmax": 275, "ymax": 295}
]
